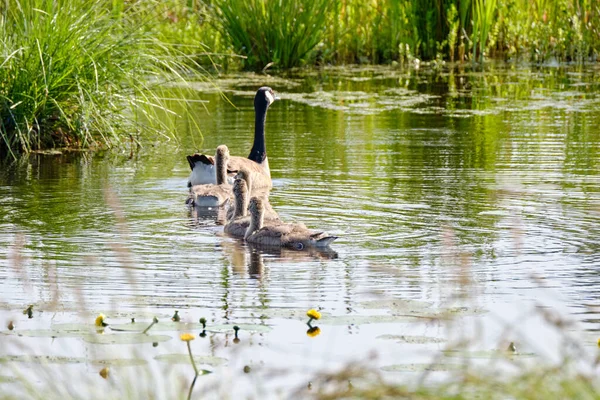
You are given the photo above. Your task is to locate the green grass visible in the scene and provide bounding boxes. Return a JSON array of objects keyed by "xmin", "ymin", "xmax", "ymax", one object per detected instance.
[
  {"xmin": 0, "ymin": 0, "xmax": 207, "ymax": 158},
  {"xmin": 209, "ymin": 0, "xmax": 333, "ymax": 70}
]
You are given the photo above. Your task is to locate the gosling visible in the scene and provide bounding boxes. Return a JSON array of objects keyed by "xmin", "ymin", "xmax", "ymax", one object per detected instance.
[
  {"xmin": 187, "ymin": 145, "xmax": 232, "ymax": 207},
  {"xmin": 244, "ymin": 197, "xmax": 337, "ymax": 249}
]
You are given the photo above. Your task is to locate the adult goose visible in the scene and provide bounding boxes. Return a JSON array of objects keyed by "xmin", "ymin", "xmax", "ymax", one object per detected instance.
[
  {"xmin": 224, "ymin": 176, "xmax": 279, "ymax": 238},
  {"xmin": 187, "ymin": 145, "xmax": 232, "ymax": 207},
  {"xmin": 187, "ymin": 87, "xmax": 277, "ymax": 189},
  {"xmin": 244, "ymin": 197, "xmax": 338, "ymax": 249}
]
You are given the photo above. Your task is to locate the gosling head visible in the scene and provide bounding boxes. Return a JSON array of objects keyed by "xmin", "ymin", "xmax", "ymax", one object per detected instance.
[
  {"xmin": 255, "ymin": 87, "xmax": 278, "ymax": 110},
  {"xmin": 216, "ymin": 145, "xmax": 230, "ymax": 160},
  {"xmin": 232, "ymin": 177, "xmax": 248, "ymax": 198},
  {"xmin": 234, "ymin": 168, "xmax": 252, "ymax": 190},
  {"xmin": 248, "ymin": 197, "xmax": 264, "ymax": 216}
]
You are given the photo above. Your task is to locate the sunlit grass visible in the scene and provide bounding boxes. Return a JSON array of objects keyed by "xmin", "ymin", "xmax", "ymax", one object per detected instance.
[
  {"xmin": 0, "ymin": 0, "xmax": 207, "ymax": 158},
  {"xmin": 210, "ymin": 0, "xmax": 332, "ymax": 70}
]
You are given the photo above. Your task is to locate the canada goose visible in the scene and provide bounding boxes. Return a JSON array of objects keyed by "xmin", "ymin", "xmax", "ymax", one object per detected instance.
[
  {"xmin": 244, "ymin": 197, "xmax": 338, "ymax": 249},
  {"xmin": 224, "ymin": 177, "xmax": 279, "ymax": 238},
  {"xmin": 225, "ymin": 167, "xmax": 278, "ymax": 221},
  {"xmin": 187, "ymin": 145, "xmax": 232, "ymax": 207},
  {"xmin": 187, "ymin": 87, "xmax": 277, "ymax": 189}
]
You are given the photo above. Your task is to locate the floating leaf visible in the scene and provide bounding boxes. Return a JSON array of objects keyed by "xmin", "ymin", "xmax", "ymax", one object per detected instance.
[
  {"xmin": 443, "ymin": 349, "xmax": 536, "ymax": 359},
  {"xmin": 109, "ymin": 322, "xmax": 203, "ymax": 333},
  {"xmin": 91, "ymin": 358, "xmax": 147, "ymax": 367},
  {"xmin": 319, "ymin": 314, "xmax": 421, "ymax": 326},
  {"xmin": 155, "ymin": 354, "xmax": 227, "ymax": 367},
  {"xmin": 208, "ymin": 324, "xmax": 272, "ymax": 333},
  {"xmin": 360, "ymin": 299, "xmax": 433, "ymax": 312},
  {"xmin": 376, "ymin": 334, "xmax": 446, "ymax": 344},
  {"xmin": 83, "ymin": 333, "xmax": 172, "ymax": 345},
  {"xmin": 0, "ymin": 355, "xmax": 85, "ymax": 364},
  {"xmin": 381, "ymin": 363, "xmax": 464, "ymax": 372},
  {"xmin": 2, "ymin": 329, "xmax": 89, "ymax": 339}
]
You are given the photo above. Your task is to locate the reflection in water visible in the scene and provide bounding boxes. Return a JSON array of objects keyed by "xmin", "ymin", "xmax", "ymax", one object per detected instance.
[{"xmin": 0, "ymin": 64, "xmax": 600, "ymax": 395}]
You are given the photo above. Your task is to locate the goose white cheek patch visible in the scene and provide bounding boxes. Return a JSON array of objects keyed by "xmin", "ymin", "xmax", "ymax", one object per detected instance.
[{"xmin": 265, "ymin": 91, "xmax": 275, "ymax": 105}]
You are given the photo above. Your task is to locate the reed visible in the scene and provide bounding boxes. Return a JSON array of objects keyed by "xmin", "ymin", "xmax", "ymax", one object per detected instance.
[
  {"xmin": 0, "ymin": 0, "xmax": 206, "ymax": 158},
  {"xmin": 209, "ymin": 0, "xmax": 332, "ymax": 70}
]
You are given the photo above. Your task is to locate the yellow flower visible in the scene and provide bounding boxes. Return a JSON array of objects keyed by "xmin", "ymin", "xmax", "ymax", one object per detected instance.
[
  {"xmin": 180, "ymin": 333, "xmax": 195, "ymax": 342},
  {"xmin": 99, "ymin": 367, "xmax": 109, "ymax": 379},
  {"xmin": 306, "ymin": 309, "xmax": 321, "ymax": 320},
  {"xmin": 95, "ymin": 314, "xmax": 108, "ymax": 327},
  {"xmin": 306, "ymin": 327, "xmax": 321, "ymax": 337},
  {"xmin": 597, "ymin": 338, "xmax": 600, "ymax": 348}
]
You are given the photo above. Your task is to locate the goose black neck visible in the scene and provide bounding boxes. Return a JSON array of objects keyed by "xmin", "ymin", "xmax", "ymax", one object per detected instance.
[{"xmin": 248, "ymin": 104, "xmax": 268, "ymax": 163}]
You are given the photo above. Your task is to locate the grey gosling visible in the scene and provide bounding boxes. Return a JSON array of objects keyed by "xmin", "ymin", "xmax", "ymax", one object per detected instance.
[
  {"xmin": 244, "ymin": 197, "xmax": 338, "ymax": 249},
  {"xmin": 187, "ymin": 145, "xmax": 232, "ymax": 207},
  {"xmin": 224, "ymin": 177, "xmax": 279, "ymax": 238}
]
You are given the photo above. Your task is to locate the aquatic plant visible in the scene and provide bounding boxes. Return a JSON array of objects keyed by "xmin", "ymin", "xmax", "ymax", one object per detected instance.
[
  {"xmin": 94, "ymin": 314, "xmax": 108, "ymax": 327},
  {"xmin": 180, "ymin": 333, "xmax": 199, "ymax": 375},
  {"xmin": 0, "ymin": 0, "xmax": 206, "ymax": 157},
  {"xmin": 209, "ymin": 0, "xmax": 332, "ymax": 70}
]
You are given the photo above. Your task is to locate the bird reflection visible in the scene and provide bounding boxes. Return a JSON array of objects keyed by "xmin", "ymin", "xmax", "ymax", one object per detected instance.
[{"xmin": 188, "ymin": 203, "xmax": 230, "ymax": 227}]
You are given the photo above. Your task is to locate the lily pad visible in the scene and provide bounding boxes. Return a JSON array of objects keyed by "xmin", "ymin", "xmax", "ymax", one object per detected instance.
[
  {"xmin": 109, "ymin": 321, "xmax": 203, "ymax": 333},
  {"xmin": 83, "ymin": 333, "xmax": 172, "ymax": 345},
  {"xmin": 443, "ymin": 349, "xmax": 536, "ymax": 359},
  {"xmin": 1, "ymin": 329, "xmax": 90, "ymax": 339},
  {"xmin": 376, "ymin": 334, "xmax": 446, "ymax": 344},
  {"xmin": 381, "ymin": 363, "xmax": 464, "ymax": 372},
  {"xmin": 155, "ymin": 354, "xmax": 227, "ymax": 367},
  {"xmin": 50, "ymin": 323, "xmax": 98, "ymax": 334},
  {"xmin": 319, "ymin": 314, "xmax": 421, "ymax": 326},
  {"xmin": 208, "ymin": 324, "xmax": 272, "ymax": 333},
  {"xmin": 0, "ymin": 355, "xmax": 86, "ymax": 364},
  {"xmin": 90, "ymin": 358, "xmax": 148, "ymax": 367},
  {"xmin": 251, "ymin": 308, "xmax": 325, "ymax": 320},
  {"xmin": 360, "ymin": 299, "xmax": 433, "ymax": 312}
]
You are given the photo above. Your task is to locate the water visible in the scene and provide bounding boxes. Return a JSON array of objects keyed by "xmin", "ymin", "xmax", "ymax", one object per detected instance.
[{"xmin": 1, "ymin": 63, "xmax": 600, "ymax": 397}]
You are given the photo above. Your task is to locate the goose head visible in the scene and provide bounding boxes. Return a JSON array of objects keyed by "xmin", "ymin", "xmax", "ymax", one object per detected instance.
[{"xmin": 255, "ymin": 87, "xmax": 278, "ymax": 111}]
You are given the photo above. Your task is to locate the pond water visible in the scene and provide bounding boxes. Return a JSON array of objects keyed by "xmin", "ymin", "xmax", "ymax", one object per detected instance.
[{"xmin": 1, "ymin": 63, "xmax": 600, "ymax": 397}]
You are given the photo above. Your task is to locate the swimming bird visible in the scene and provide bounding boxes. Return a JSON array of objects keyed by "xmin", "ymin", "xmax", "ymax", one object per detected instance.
[
  {"xmin": 187, "ymin": 145, "xmax": 232, "ymax": 207},
  {"xmin": 187, "ymin": 87, "xmax": 277, "ymax": 189},
  {"xmin": 225, "ymin": 167, "xmax": 278, "ymax": 221},
  {"xmin": 244, "ymin": 197, "xmax": 338, "ymax": 249},
  {"xmin": 224, "ymin": 176, "xmax": 279, "ymax": 238}
]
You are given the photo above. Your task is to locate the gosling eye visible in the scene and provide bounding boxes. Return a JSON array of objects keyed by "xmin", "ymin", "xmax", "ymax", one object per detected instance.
[{"xmin": 294, "ymin": 242, "xmax": 304, "ymax": 250}]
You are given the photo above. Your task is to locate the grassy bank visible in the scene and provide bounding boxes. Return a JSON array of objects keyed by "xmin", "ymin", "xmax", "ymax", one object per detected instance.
[
  {"xmin": 182, "ymin": 0, "xmax": 600, "ymax": 70},
  {"xmin": 0, "ymin": 0, "xmax": 206, "ymax": 157}
]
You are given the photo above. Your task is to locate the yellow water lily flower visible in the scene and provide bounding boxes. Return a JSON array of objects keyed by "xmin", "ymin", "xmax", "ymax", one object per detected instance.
[
  {"xmin": 99, "ymin": 367, "xmax": 109, "ymax": 379},
  {"xmin": 180, "ymin": 333, "xmax": 195, "ymax": 342},
  {"xmin": 95, "ymin": 314, "xmax": 108, "ymax": 327},
  {"xmin": 306, "ymin": 309, "xmax": 321, "ymax": 321},
  {"xmin": 307, "ymin": 327, "xmax": 321, "ymax": 337}
]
